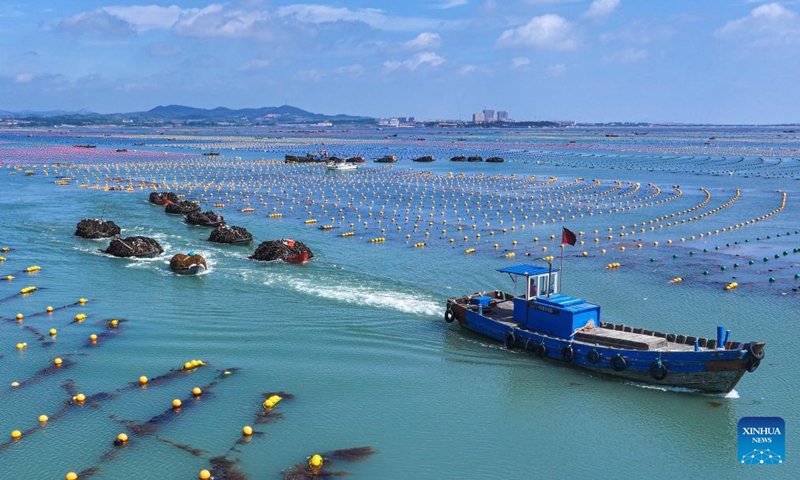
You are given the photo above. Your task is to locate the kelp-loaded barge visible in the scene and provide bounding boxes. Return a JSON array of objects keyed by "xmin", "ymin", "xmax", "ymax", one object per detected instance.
[{"xmin": 444, "ymin": 264, "xmax": 765, "ymax": 393}]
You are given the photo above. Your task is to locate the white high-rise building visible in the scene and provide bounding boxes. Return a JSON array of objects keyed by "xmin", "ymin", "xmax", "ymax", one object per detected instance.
[
  {"xmin": 472, "ymin": 112, "xmax": 485, "ymax": 123},
  {"xmin": 497, "ymin": 111, "xmax": 509, "ymax": 122},
  {"xmin": 482, "ymin": 109, "xmax": 495, "ymax": 122}
]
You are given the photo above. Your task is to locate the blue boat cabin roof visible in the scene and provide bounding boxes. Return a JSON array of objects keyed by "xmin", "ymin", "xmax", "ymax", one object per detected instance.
[{"xmin": 496, "ymin": 264, "xmax": 557, "ymax": 276}]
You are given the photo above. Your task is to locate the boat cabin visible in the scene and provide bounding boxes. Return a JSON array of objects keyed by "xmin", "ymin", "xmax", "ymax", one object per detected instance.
[{"xmin": 498, "ymin": 264, "xmax": 600, "ymax": 340}]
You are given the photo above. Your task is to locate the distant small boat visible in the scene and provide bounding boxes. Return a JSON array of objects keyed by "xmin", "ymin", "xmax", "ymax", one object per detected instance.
[
  {"xmin": 345, "ymin": 156, "xmax": 365, "ymax": 163},
  {"xmin": 327, "ymin": 160, "xmax": 358, "ymax": 171},
  {"xmin": 203, "ymin": 152, "xmax": 220, "ymax": 156},
  {"xmin": 486, "ymin": 157, "xmax": 505, "ymax": 163},
  {"xmin": 170, "ymin": 253, "xmax": 207, "ymax": 275},
  {"xmin": 413, "ymin": 155, "xmax": 435, "ymax": 162},
  {"xmin": 450, "ymin": 156, "xmax": 466, "ymax": 162},
  {"xmin": 374, "ymin": 155, "xmax": 397, "ymax": 163}
]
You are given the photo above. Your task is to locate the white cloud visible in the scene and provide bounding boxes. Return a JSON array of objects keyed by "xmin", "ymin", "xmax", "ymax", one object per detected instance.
[
  {"xmin": 277, "ymin": 4, "xmax": 463, "ymax": 32},
  {"xmin": 583, "ymin": 0, "xmax": 621, "ymax": 19},
  {"xmin": 715, "ymin": 3, "xmax": 800, "ymax": 47},
  {"xmin": 57, "ymin": 10, "xmax": 136, "ymax": 36},
  {"xmin": 511, "ymin": 56, "xmax": 530, "ymax": 68},
  {"xmin": 239, "ymin": 59, "xmax": 271, "ymax": 72},
  {"xmin": 497, "ymin": 14, "xmax": 578, "ymax": 50},
  {"xmin": 458, "ymin": 65, "xmax": 478, "ymax": 74},
  {"xmin": 384, "ymin": 52, "xmax": 445, "ymax": 71},
  {"xmin": 103, "ymin": 5, "xmax": 186, "ymax": 31},
  {"xmin": 173, "ymin": 4, "xmax": 271, "ymax": 38},
  {"xmin": 546, "ymin": 63, "xmax": 566, "ymax": 76},
  {"xmin": 332, "ymin": 64, "xmax": 365, "ymax": 76},
  {"xmin": 603, "ymin": 47, "xmax": 648, "ymax": 63},
  {"xmin": 405, "ymin": 32, "xmax": 442, "ymax": 49},
  {"xmin": 14, "ymin": 72, "xmax": 36, "ymax": 84},
  {"xmin": 435, "ymin": 0, "xmax": 468, "ymax": 8}
]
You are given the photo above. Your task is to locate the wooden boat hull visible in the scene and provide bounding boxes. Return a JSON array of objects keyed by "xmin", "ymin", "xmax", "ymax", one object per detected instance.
[
  {"xmin": 284, "ymin": 251, "xmax": 309, "ymax": 264},
  {"xmin": 446, "ymin": 291, "xmax": 763, "ymax": 394},
  {"xmin": 172, "ymin": 264, "xmax": 206, "ymax": 275}
]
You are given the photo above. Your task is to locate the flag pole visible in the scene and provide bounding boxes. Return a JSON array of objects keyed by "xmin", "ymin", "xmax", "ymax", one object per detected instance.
[{"xmin": 559, "ymin": 243, "xmax": 564, "ymax": 293}]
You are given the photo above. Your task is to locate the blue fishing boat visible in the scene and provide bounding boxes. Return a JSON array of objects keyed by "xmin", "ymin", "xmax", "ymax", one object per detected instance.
[{"xmin": 444, "ymin": 263, "xmax": 765, "ymax": 393}]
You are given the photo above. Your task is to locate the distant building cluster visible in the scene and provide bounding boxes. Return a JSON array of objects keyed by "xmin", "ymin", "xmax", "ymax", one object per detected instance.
[
  {"xmin": 378, "ymin": 117, "xmax": 416, "ymax": 127},
  {"xmin": 472, "ymin": 108, "xmax": 509, "ymax": 123}
]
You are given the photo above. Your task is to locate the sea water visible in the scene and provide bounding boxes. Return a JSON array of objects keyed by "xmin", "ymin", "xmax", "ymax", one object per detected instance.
[{"xmin": 0, "ymin": 126, "xmax": 798, "ymax": 479}]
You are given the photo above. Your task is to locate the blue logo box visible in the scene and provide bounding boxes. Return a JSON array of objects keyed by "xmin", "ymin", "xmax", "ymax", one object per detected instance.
[{"xmin": 738, "ymin": 417, "xmax": 785, "ymax": 465}]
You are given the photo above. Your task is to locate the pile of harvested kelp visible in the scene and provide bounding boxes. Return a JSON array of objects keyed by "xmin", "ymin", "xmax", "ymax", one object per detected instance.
[
  {"xmin": 208, "ymin": 225, "xmax": 253, "ymax": 244},
  {"xmin": 467, "ymin": 155, "xmax": 483, "ymax": 162},
  {"xmin": 104, "ymin": 236, "xmax": 163, "ymax": 258},
  {"xmin": 149, "ymin": 191, "xmax": 178, "ymax": 205},
  {"xmin": 249, "ymin": 239, "xmax": 313, "ymax": 262},
  {"xmin": 75, "ymin": 219, "xmax": 121, "ymax": 239},
  {"xmin": 165, "ymin": 200, "xmax": 200, "ymax": 215},
  {"xmin": 486, "ymin": 156, "xmax": 505, "ymax": 163},
  {"xmin": 185, "ymin": 210, "xmax": 224, "ymax": 226}
]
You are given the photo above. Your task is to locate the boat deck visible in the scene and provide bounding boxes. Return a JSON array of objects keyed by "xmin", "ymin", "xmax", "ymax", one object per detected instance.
[{"xmin": 481, "ymin": 299, "xmax": 702, "ymax": 352}]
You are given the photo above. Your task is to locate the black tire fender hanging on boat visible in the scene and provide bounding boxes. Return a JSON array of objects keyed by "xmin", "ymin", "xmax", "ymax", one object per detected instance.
[
  {"xmin": 561, "ymin": 345, "xmax": 574, "ymax": 362},
  {"xmin": 610, "ymin": 354, "xmax": 627, "ymax": 371},
  {"xmin": 504, "ymin": 332, "xmax": 515, "ymax": 350},
  {"xmin": 533, "ymin": 342, "xmax": 547, "ymax": 357},
  {"xmin": 748, "ymin": 341, "xmax": 765, "ymax": 360},
  {"xmin": 649, "ymin": 360, "xmax": 669, "ymax": 380},
  {"xmin": 587, "ymin": 349, "xmax": 601, "ymax": 364},
  {"xmin": 444, "ymin": 308, "xmax": 455, "ymax": 323},
  {"xmin": 746, "ymin": 356, "xmax": 761, "ymax": 373}
]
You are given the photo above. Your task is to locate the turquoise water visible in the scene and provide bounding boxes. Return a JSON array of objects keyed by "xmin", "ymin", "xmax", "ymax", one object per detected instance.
[{"xmin": 0, "ymin": 126, "xmax": 798, "ymax": 479}]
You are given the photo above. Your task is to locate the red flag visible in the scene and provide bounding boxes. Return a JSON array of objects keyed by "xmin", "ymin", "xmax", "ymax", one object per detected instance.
[{"xmin": 562, "ymin": 227, "xmax": 576, "ymax": 246}]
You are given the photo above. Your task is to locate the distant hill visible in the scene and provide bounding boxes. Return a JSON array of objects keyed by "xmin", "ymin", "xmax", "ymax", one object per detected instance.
[{"xmin": 1, "ymin": 104, "xmax": 373, "ymax": 126}]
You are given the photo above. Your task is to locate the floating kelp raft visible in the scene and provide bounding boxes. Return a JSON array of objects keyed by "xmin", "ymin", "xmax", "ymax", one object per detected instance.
[
  {"xmin": 165, "ymin": 200, "xmax": 200, "ymax": 215},
  {"xmin": 249, "ymin": 239, "xmax": 313, "ymax": 263},
  {"xmin": 208, "ymin": 225, "xmax": 253, "ymax": 245},
  {"xmin": 169, "ymin": 253, "xmax": 207, "ymax": 275},
  {"xmin": 75, "ymin": 219, "xmax": 121, "ymax": 239},
  {"xmin": 104, "ymin": 236, "xmax": 163, "ymax": 258},
  {"xmin": 148, "ymin": 191, "xmax": 179, "ymax": 205},
  {"xmin": 185, "ymin": 210, "xmax": 224, "ymax": 227}
]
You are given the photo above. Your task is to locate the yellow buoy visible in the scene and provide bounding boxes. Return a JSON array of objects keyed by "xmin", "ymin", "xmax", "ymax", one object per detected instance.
[
  {"xmin": 66, "ymin": 472, "xmax": 78, "ymax": 480},
  {"xmin": 15, "ymin": 313, "xmax": 23, "ymax": 321},
  {"xmin": 90, "ymin": 334, "xmax": 98, "ymax": 343},
  {"xmin": 74, "ymin": 313, "xmax": 86, "ymax": 322},
  {"xmin": 192, "ymin": 387, "xmax": 202, "ymax": 396},
  {"xmin": 75, "ymin": 393, "xmax": 86, "ymax": 403},
  {"xmin": 263, "ymin": 395, "xmax": 282, "ymax": 409},
  {"xmin": 54, "ymin": 357, "xmax": 63, "ymax": 366},
  {"xmin": 117, "ymin": 433, "xmax": 128, "ymax": 443},
  {"xmin": 46, "ymin": 306, "xmax": 53, "ymax": 313},
  {"xmin": 79, "ymin": 298, "xmax": 88, "ymax": 304},
  {"xmin": 199, "ymin": 470, "xmax": 211, "ymax": 480},
  {"xmin": 50, "ymin": 328, "xmax": 57, "ymax": 336},
  {"xmin": 11, "ymin": 430, "xmax": 22, "ymax": 439},
  {"xmin": 11, "ymin": 381, "xmax": 20, "ymax": 388},
  {"xmin": 139, "ymin": 376, "xmax": 148, "ymax": 386},
  {"xmin": 16, "ymin": 342, "xmax": 26, "ymax": 350},
  {"xmin": 172, "ymin": 399, "xmax": 182, "ymax": 409},
  {"xmin": 38, "ymin": 415, "xmax": 49, "ymax": 423},
  {"xmin": 242, "ymin": 425, "xmax": 253, "ymax": 436},
  {"xmin": 109, "ymin": 319, "xmax": 119, "ymax": 327},
  {"xmin": 309, "ymin": 454, "xmax": 324, "ymax": 468}
]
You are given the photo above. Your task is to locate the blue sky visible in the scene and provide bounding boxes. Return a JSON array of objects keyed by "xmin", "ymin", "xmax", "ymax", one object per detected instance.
[{"xmin": 0, "ymin": 1, "xmax": 797, "ymax": 123}]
